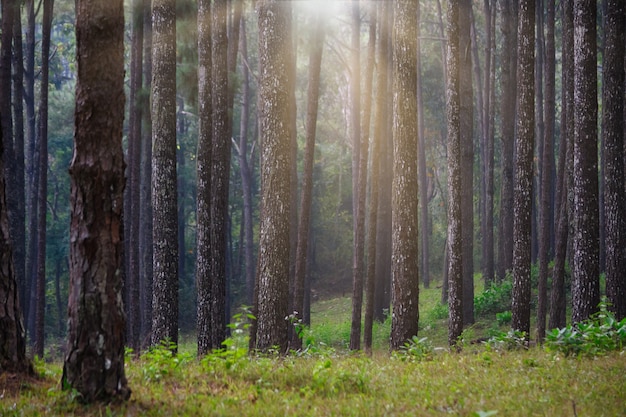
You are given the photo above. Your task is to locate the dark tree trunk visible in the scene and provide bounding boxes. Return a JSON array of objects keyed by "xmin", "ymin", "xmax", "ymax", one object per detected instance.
[
  {"xmin": 126, "ymin": 0, "xmax": 144, "ymax": 352},
  {"xmin": 33, "ymin": 0, "xmax": 54, "ymax": 358},
  {"xmin": 537, "ymin": 0, "xmax": 555, "ymax": 343},
  {"xmin": 253, "ymin": 0, "xmax": 292, "ymax": 353},
  {"xmin": 139, "ymin": 0, "xmax": 153, "ymax": 347},
  {"xmin": 196, "ymin": 0, "xmax": 212, "ymax": 356},
  {"xmin": 445, "ymin": 0, "xmax": 463, "ymax": 348},
  {"xmin": 549, "ymin": 0, "xmax": 574, "ymax": 330},
  {"xmin": 512, "ymin": 0, "xmax": 535, "ymax": 338},
  {"xmin": 572, "ymin": 0, "xmax": 599, "ymax": 323},
  {"xmin": 459, "ymin": 0, "xmax": 474, "ymax": 327},
  {"xmin": 602, "ymin": 0, "xmax": 626, "ymax": 320},
  {"xmin": 0, "ymin": 118, "xmax": 32, "ymax": 375},
  {"xmin": 292, "ymin": 13, "xmax": 325, "ymax": 351},
  {"xmin": 151, "ymin": 0, "xmax": 178, "ymax": 349},
  {"xmin": 62, "ymin": 0, "xmax": 130, "ymax": 401},
  {"xmin": 390, "ymin": 0, "xmax": 419, "ymax": 351},
  {"xmin": 496, "ymin": 0, "xmax": 517, "ymax": 281},
  {"xmin": 349, "ymin": 0, "xmax": 363, "ymax": 351},
  {"xmin": 357, "ymin": 3, "xmax": 376, "ymax": 353}
]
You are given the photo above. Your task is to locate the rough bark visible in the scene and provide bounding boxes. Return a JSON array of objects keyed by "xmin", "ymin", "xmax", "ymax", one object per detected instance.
[
  {"xmin": 511, "ymin": 0, "xmax": 534, "ymax": 337},
  {"xmin": 390, "ymin": 0, "xmax": 419, "ymax": 351},
  {"xmin": 602, "ymin": 0, "xmax": 626, "ymax": 320},
  {"xmin": 61, "ymin": 0, "xmax": 130, "ymax": 401},
  {"xmin": 537, "ymin": 0, "xmax": 555, "ymax": 342},
  {"xmin": 445, "ymin": 0, "xmax": 463, "ymax": 348},
  {"xmin": 151, "ymin": 0, "xmax": 179, "ymax": 348},
  {"xmin": 292, "ymin": 13, "xmax": 325, "ymax": 351},
  {"xmin": 253, "ymin": 0, "xmax": 292, "ymax": 353},
  {"xmin": 572, "ymin": 0, "xmax": 599, "ymax": 323}
]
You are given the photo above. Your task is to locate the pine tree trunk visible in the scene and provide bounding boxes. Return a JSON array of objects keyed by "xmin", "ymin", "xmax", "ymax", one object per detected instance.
[{"xmin": 62, "ymin": 0, "xmax": 130, "ymax": 401}]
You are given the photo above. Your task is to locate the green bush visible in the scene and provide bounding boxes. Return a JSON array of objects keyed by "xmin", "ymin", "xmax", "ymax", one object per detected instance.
[{"xmin": 474, "ymin": 279, "xmax": 513, "ymax": 318}]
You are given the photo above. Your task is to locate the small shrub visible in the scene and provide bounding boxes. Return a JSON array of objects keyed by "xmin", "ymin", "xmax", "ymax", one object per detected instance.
[
  {"xmin": 141, "ymin": 340, "xmax": 192, "ymax": 382},
  {"xmin": 474, "ymin": 279, "xmax": 513, "ymax": 318},
  {"xmin": 486, "ymin": 330, "xmax": 527, "ymax": 351},
  {"xmin": 495, "ymin": 310, "xmax": 512, "ymax": 326},
  {"xmin": 393, "ymin": 336, "xmax": 434, "ymax": 362}
]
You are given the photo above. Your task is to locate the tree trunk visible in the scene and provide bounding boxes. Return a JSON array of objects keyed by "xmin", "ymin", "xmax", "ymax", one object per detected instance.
[
  {"xmin": 537, "ymin": 0, "xmax": 555, "ymax": 343},
  {"xmin": 572, "ymin": 0, "xmax": 599, "ymax": 323},
  {"xmin": 151, "ymin": 0, "xmax": 178, "ymax": 349},
  {"xmin": 602, "ymin": 0, "xmax": 625, "ymax": 320},
  {"xmin": 292, "ymin": 13, "xmax": 325, "ymax": 351},
  {"xmin": 512, "ymin": 0, "xmax": 535, "ymax": 338},
  {"xmin": 253, "ymin": 0, "xmax": 292, "ymax": 353},
  {"xmin": 62, "ymin": 0, "xmax": 130, "ymax": 401},
  {"xmin": 445, "ymin": 0, "xmax": 463, "ymax": 348}
]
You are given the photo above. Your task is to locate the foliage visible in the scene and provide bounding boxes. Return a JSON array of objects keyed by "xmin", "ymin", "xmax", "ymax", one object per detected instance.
[
  {"xmin": 140, "ymin": 340, "xmax": 194, "ymax": 383},
  {"xmin": 474, "ymin": 278, "xmax": 513, "ymax": 317},
  {"xmin": 545, "ymin": 300, "xmax": 626, "ymax": 357},
  {"xmin": 486, "ymin": 330, "xmax": 528, "ymax": 351},
  {"xmin": 393, "ymin": 336, "xmax": 434, "ymax": 362},
  {"xmin": 495, "ymin": 310, "xmax": 512, "ymax": 326}
]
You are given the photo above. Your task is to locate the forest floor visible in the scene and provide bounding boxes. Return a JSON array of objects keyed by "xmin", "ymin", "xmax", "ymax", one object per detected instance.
[{"xmin": 2, "ymin": 282, "xmax": 626, "ymax": 416}]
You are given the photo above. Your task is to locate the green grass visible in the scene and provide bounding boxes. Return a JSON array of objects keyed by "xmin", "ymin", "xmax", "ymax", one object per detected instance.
[{"xmin": 3, "ymin": 284, "xmax": 625, "ymax": 416}]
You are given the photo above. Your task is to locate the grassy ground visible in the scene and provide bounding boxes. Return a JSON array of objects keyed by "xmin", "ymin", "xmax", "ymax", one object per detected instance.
[{"xmin": 2, "ymin": 284, "xmax": 625, "ymax": 416}]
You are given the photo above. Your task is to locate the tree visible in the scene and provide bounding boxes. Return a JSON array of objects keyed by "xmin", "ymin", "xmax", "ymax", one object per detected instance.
[
  {"xmin": 536, "ymin": 0, "xmax": 555, "ymax": 342},
  {"xmin": 512, "ymin": 0, "xmax": 534, "ymax": 337},
  {"xmin": 252, "ymin": 0, "xmax": 292, "ymax": 353},
  {"xmin": 151, "ymin": 0, "xmax": 179, "ymax": 348},
  {"xmin": 390, "ymin": 0, "xmax": 419, "ymax": 351},
  {"xmin": 291, "ymin": 11, "xmax": 325, "ymax": 351},
  {"xmin": 0, "ymin": 112, "xmax": 32, "ymax": 374},
  {"xmin": 445, "ymin": 0, "xmax": 463, "ymax": 347},
  {"xmin": 61, "ymin": 0, "xmax": 130, "ymax": 401},
  {"xmin": 572, "ymin": 0, "xmax": 599, "ymax": 323},
  {"xmin": 602, "ymin": 0, "xmax": 625, "ymax": 320}
]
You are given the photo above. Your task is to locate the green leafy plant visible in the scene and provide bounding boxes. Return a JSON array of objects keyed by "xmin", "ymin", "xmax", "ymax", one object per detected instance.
[
  {"xmin": 486, "ymin": 330, "xmax": 527, "ymax": 351},
  {"xmin": 545, "ymin": 299, "xmax": 626, "ymax": 357},
  {"xmin": 495, "ymin": 310, "xmax": 512, "ymax": 326},
  {"xmin": 140, "ymin": 339, "xmax": 193, "ymax": 383},
  {"xmin": 474, "ymin": 279, "xmax": 513, "ymax": 318},
  {"xmin": 393, "ymin": 336, "xmax": 434, "ymax": 362}
]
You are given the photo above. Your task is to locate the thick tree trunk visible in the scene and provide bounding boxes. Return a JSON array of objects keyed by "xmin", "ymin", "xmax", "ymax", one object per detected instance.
[
  {"xmin": 253, "ymin": 0, "xmax": 292, "ymax": 353},
  {"xmin": 62, "ymin": 0, "xmax": 130, "ymax": 401},
  {"xmin": 602, "ymin": 0, "xmax": 625, "ymax": 320},
  {"xmin": 391, "ymin": 0, "xmax": 420, "ymax": 351},
  {"xmin": 151, "ymin": 0, "xmax": 179, "ymax": 348},
  {"xmin": 445, "ymin": 0, "xmax": 463, "ymax": 348},
  {"xmin": 572, "ymin": 0, "xmax": 599, "ymax": 323}
]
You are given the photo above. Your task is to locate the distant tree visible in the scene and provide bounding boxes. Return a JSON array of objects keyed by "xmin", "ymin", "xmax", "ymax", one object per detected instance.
[
  {"xmin": 549, "ymin": 0, "xmax": 573, "ymax": 330},
  {"xmin": 572, "ymin": 0, "xmax": 599, "ymax": 323},
  {"xmin": 511, "ymin": 0, "xmax": 535, "ymax": 337},
  {"xmin": 390, "ymin": 0, "xmax": 419, "ymax": 351},
  {"xmin": 496, "ymin": 0, "xmax": 517, "ymax": 281},
  {"xmin": 252, "ymin": 0, "xmax": 292, "ymax": 353},
  {"xmin": 151, "ymin": 0, "xmax": 179, "ymax": 348},
  {"xmin": 61, "ymin": 0, "xmax": 130, "ymax": 401},
  {"xmin": 445, "ymin": 0, "xmax": 463, "ymax": 347},
  {"xmin": 349, "ymin": 0, "xmax": 363, "ymax": 351},
  {"xmin": 292, "ymin": 12, "xmax": 325, "ymax": 351},
  {"xmin": 602, "ymin": 0, "xmax": 625, "ymax": 320}
]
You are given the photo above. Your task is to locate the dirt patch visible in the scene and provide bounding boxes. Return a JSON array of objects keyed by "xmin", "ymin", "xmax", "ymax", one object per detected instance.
[{"xmin": 0, "ymin": 372, "xmax": 46, "ymax": 399}]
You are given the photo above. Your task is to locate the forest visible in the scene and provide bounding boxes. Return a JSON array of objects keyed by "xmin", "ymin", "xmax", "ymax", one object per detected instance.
[{"xmin": 1, "ymin": 0, "xmax": 625, "ymax": 414}]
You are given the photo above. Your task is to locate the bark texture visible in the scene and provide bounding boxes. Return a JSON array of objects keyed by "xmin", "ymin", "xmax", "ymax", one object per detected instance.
[
  {"xmin": 391, "ymin": 0, "xmax": 420, "ymax": 351},
  {"xmin": 62, "ymin": 0, "xmax": 130, "ymax": 401}
]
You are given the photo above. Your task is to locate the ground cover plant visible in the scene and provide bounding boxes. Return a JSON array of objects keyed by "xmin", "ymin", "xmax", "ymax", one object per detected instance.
[{"xmin": 2, "ymin": 285, "xmax": 625, "ymax": 416}]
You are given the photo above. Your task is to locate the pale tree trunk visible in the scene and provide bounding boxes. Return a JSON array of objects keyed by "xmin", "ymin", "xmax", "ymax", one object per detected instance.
[
  {"xmin": 291, "ymin": 12, "xmax": 325, "ymax": 351},
  {"xmin": 62, "ymin": 0, "xmax": 130, "ymax": 401},
  {"xmin": 512, "ymin": 0, "xmax": 534, "ymax": 337},
  {"xmin": 253, "ymin": 0, "xmax": 292, "ymax": 353},
  {"xmin": 391, "ymin": 0, "xmax": 419, "ymax": 351},
  {"xmin": 445, "ymin": 0, "xmax": 463, "ymax": 348},
  {"xmin": 602, "ymin": 0, "xmax": 625, "ymax": 320},
  {"xmin": 151, "ymin": 0, "xmax": 178, "ymax": 349},
  {"xmin": 537, "ymin": 0, "xmax": 555, "ymax": 343},
  {"xmin": 572, "ymin": 0, "xmax": 599, "ymax": 323}
]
